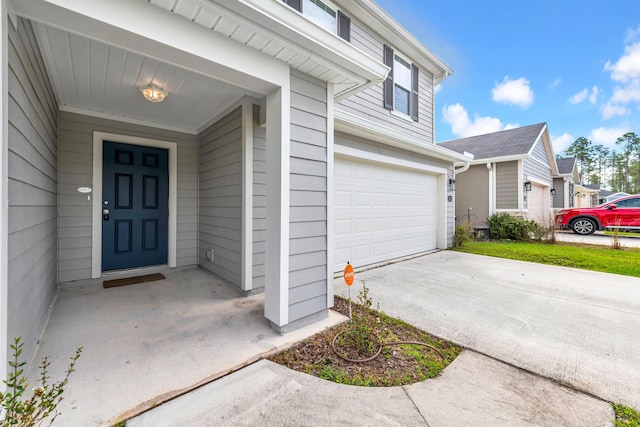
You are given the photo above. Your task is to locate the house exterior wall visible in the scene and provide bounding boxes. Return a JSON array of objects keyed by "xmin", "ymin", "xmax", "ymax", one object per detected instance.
[
  {"xmin": 455, "ymin": 164, "xmax": 490, "ymax": 226},
  {"xmin": 7, "ymin": 18, "xmax": 58, "ymax": 361},
  {"xmin": 496, "ymin": 161, "xmax": 518, "ymax": 209},
  {"xmin": 58, "ymin": 111, "xmax": 198, "ymax": 282},
  {"xmin": 523, "ymin": 139, "xmax": 552, "ymax": 185},
  {"xmin": 288, "ymin": 70, "xmax": 329, "ymax": 323},
  {"xmin": 198, "ymin": 107, "xmax": 242, "ymax": 287},
  {"xmin": 553, "ymin": 177, "xmax": 565, "ymax": 208},
  {"xmin": 336, "ymin": 18, "xmax": 434, "ymax": 143},
  {"xmin": 252, "ymin": 106, "xmax": 266, "ymax": 292}
]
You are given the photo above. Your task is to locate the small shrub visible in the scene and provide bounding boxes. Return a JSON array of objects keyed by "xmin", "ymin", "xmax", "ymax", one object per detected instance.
[
  {"xmin": 486, "ymin": 213, "xmax": 541, "ymax": 242},
  {"xmin": 1, "ymin": 337, "xmax": 82, "ymax": 427},
  {"xmin": 453, "ymin": 221, "xmax": 474, "ymax": 247}
]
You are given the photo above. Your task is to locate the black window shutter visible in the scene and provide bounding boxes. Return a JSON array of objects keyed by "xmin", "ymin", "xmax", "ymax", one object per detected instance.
[
  {"xmin": 284, "ymin": 0, "xmax": 302, "ymax": 12},
  {"xmin": 383, "ymin": 44, "xmax": 394, "ymax": 110},
  {"xmin": 337, "ymin": 11, "xmax": 351, "ymax": 42},
  {"xmin": 411, "ymin": 63, "xmax": 419, "ymax": 121}
]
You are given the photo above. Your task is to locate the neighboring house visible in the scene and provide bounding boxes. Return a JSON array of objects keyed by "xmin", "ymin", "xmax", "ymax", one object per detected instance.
[
  {"xmin": 0, "ymin": 0, "xmax": 469, "ymax": 372},
  {"xmin": 597, "ymin": 189, "xmax": 614, "ymax": 205},
  {"xmin": 438, "ymin": 123, "xmax": 558, "ymax": 227},
  {"xmin": 580, "ymin": 184, "xmax": 601, "ymax": 208},
  {"xmin": 553, "ymin": 157, "xmax": 577, "ymax": 209}
]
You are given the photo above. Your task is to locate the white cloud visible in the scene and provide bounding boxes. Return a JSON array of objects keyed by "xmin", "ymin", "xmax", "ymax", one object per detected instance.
[
  {"xmin": 551, "ymin": 133, "xmax": 575, "ymax": 153},
  {"xmin": 549, "ymin": 77, "xmax": 562, "ymax": 89},
  {"xmin": 601, "ymin": 30, "xmax": 640, "ymax": 119},
  {"xmin": 589, "ymin": 126, "xmax": 631, "ymax": 148},
  {"xmin": 600, "ymin": 102, "xmax": 630, "ymax": 120},
  {"xmin": 604, "ymin": 42, "xmax": 640, "ymax": 83},
  {"xmin": 570, "ymin": 86, "xmax": 600, "ymax": 105},
  {"xmin": 492, "ymin": 76, "xmax": 534, "ymax": 108},
  {"xmin": 610, "ymin": 81, "xmax": 640, "ymax": 103},
  {"xmin": 625, "ymin": 25, "xmax": 640, "ymax": 44},
  {"xmin": 589, "ymin": 86, "xmax": 600, "ymax": 104},
  {"xmin": 569, "ymin": 88, "xmax": 588, "ymax": 104},
  {"xmin": 434, "ymin": 84, "xmax": 443, "ymax": 94},
  {"xmin": 442, "ymin": 103, "xmax": 518, "ymax": 138}
]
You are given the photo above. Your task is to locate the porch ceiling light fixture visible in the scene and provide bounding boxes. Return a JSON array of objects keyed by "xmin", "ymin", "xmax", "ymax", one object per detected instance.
[
  {"xmin": 140, "ymin": 84, "xmax": 167, "ymax": 103},
  {"xmin": 524, "ymin": 181, "xmax": 532, "ymax": 192}
]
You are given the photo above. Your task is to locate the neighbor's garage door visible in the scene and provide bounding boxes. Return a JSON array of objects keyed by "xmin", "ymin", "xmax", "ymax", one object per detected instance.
[
  {"xmin": 527, "ymin": 183, "xmax": 549, "ymax": 225},
  {"xmin": 334, "ymin": 156, "xmax": 439, "ymax": 272}
]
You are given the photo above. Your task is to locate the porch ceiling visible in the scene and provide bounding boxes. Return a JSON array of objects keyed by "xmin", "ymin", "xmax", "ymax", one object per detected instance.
[{"xmin": 32, "ymin": 22, "xmax": 258, "ymax": 134}]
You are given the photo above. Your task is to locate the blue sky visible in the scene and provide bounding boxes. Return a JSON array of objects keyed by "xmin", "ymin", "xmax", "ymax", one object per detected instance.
[{"xmin": 375, "ymin": 0, "xmax": 640, "ymax": 154}]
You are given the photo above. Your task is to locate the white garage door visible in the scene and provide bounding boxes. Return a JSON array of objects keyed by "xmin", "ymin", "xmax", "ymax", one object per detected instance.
[
  {"xmin": 527, "ymin": 184, "xmax": 549, "ymax": 225},
  {"xmin": 334, "ymin": 156, "xmax": 439, "ymax": 272}
]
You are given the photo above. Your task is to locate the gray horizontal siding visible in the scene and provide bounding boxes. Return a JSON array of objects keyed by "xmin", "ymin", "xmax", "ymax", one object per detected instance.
[
  {"xmin": 7, "ymin": 18, "xmax": 58, "ymax": 363},
  {"xmin": 199, "ymin": 107, "xmax": 242, "ymax": 287},
  {"xmin": 253, "ymin": 106, "xmax": 266, "ymax": 291},
  {"xmin": 336, "ymin": 17, "xmax": 434, "ymax": 143},
  {"xmin": 289, "ymin": 70, "xmax": 328, "ymax": 323},
  {"xmin": 496, "ymin": 161, "xmax": 518, "ymax": 209},
  {"xmin": 523, "ymin": 139, "xmax": 552, "ymax": 185},
  {"xmin": 553, "ymin": 177, "xmax": 565, "ymax": 208},
  {"xmin": 58, "ymin": 111, "xmax": 198, "ymax": 282}
]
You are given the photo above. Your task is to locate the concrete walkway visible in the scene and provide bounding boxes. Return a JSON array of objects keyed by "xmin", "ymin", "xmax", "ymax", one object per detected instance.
[
  {"xmin": 335, "ymin": 251, "xmax": 640, "ymax": 409},
  {"xmin": 555, "ymin": 230, "xmax": 640, "ymax": 248},
  {"xmin": 129, "ymin": 353, "xmax": 612, "ymax": 426}
]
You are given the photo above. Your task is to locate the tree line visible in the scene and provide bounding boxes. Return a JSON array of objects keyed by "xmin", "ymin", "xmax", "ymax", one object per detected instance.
[{"xmin": 561, "ymin": 132, "xmax": 640, "ymax": 194}]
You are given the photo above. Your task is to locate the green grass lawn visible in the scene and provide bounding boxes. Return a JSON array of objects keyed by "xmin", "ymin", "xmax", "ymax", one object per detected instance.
[{"xmin": 454, "ymin": 240, "xmax": 640, "ymax": 278}]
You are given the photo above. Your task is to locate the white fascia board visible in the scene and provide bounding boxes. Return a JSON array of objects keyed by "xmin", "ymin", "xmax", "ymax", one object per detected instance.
[
  {"xmin": 14, "ymin": 0, "xmax": 288, "ymax": 92},
  {"xmin": 340, "ymin": 0, "xmax": 453, "ymax": 79},
  {"xmin": 219, "ymin": 0, "xmax": 389, "ymax": 88},
  {"xmin": 468, "ymin": 154, "xmax": 528, "ymax": 165},
  {"xmin": 335, "ymin": 109, "xmax": 469, "ymax": 163}
]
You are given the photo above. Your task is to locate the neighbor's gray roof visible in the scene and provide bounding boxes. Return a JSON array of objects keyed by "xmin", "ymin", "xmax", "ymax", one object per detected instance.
[
  {"xmin": 437, "ymin": 123, "xmax": 546, "ymax": 160},
  {"xmin": 556, "ymin": 157, "xmax": 576, "ymax": 175}
]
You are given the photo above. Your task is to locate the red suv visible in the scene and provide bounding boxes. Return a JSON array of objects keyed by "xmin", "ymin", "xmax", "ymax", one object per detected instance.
[{"xmin": 556, "ymin": 194, "xmax": 640, "ymax": 235}]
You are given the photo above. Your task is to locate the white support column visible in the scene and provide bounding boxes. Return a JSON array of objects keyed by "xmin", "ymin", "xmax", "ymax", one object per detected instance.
[
  {"xmin": 241, "ymin": 98, "xmax": 254, "ymax": 291},
  {"xmin": 264, "ymin": 85, "xmax": 290, "ymax": 327},
  {"xmin": 437, "ymin": 174, "xmax": 447, "ymax": 248},
  {"xmin": 325, "ymin": 83, "xmax": 334, "ymax": 308},
  {"xmin": 0, "ymin": 0, "xmax": 9, "ymax": 384}
]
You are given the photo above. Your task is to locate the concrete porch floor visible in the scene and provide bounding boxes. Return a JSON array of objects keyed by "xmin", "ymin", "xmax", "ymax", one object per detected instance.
[{"xmin": 27, "ymin": 267, "xmax": 346, "ymax": 427}]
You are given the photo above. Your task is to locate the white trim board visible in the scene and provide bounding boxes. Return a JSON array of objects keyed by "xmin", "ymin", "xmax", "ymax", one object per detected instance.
[
  {"xmin": 91, "ymin": 131, "xmax": 178, "ymax": 278},
  {"xmin": 334, "ymin": 144, "xmax": 447, "ymax": 175}
]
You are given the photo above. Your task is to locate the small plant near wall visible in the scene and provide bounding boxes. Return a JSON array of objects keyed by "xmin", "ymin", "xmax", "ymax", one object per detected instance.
[
  {"xmin": 1, "ymin": 337, "xmax": 82, "ymax": 427},
  {"xmin": 487, "ymin": 213, "xmax": 542, "ymax": 242},
  {"xmin": 453, "ymin": 221, "xmax": 474, "ymax": 247}
]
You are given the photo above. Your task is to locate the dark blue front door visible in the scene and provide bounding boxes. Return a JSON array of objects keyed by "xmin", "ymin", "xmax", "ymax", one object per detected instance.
[{"xmin": 102, "ymin": 141, "xmax": 169, "ymax": 271}]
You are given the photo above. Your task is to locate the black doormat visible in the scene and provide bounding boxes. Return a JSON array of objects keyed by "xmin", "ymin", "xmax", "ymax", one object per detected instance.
[{"xmin": 103, "ymin": 273, "xmax": 166, "ymax": 289}]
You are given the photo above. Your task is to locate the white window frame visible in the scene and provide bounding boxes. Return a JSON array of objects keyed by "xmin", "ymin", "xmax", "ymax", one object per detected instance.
[
  {"xmin": 393, "ymin": 53, "xmax": 412, "ymax": 117},
  {"xmin": 301, "ymin": 0, "xmax": 338, "ymax": 33}
]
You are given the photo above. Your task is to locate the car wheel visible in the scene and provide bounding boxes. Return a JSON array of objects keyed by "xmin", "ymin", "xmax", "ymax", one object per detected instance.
[{"xmin": 571, "ymin": 218, "xmax": 596, "ymax": 235}]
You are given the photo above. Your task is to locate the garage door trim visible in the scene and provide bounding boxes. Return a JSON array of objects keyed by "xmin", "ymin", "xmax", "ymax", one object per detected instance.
[{"xmin": 334, "ymin": 144, "xmax": 448, "ymax": 175}]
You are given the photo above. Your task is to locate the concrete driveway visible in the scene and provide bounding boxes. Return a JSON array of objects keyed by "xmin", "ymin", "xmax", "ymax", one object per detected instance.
[
  {"xmin": 555, "ymin": 230, "xmax": 640, "ymax": 248},
  {"xmin": 335, "ymin": 251, "xmax": 640, "ymax": 409}
]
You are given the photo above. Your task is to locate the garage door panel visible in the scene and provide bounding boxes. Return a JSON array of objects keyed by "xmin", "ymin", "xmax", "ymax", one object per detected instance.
[{"xmin": 334, "ymin": 156, "xmax": 439, "ymax": 271}]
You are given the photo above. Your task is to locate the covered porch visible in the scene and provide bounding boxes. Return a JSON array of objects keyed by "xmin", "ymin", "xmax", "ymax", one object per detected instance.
[
  {"xmin": 27, "ymin": 266, "xmax": 345, "ymax": 426},
  {"xmin": 1, "ymin": 0, "xmax": 388, "ymax": 392}
]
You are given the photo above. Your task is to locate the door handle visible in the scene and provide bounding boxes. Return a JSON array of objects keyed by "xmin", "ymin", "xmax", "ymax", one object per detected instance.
[{"xmin": 103, "ymin": 209, "xmax": 110, "ymax": 221}]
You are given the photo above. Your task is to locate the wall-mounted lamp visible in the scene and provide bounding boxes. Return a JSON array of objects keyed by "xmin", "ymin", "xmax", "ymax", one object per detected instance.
[
  {"xmin": 550, "ymin": 188, "xmax": 556, "ymax": 196},
  {"xmin": 140, "ymin": 84, "xmax": 167, "ymax": 103},
  {"xmin": 448, "ymin": 178, "xmax": 456, "ymax": 191},
  {"xmin": 524, "ymin": 181, "xmax": 532, "ymax": 192}
]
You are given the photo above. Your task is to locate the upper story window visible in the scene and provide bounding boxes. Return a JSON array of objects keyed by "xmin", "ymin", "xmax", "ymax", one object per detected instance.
[
  {"xmin": 383, "ymin": 45, "xmax": 419, "ymax": 121},
  {"xmin": 284, "ymin": 0, "xmax": 351, "ymax": 41}
]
